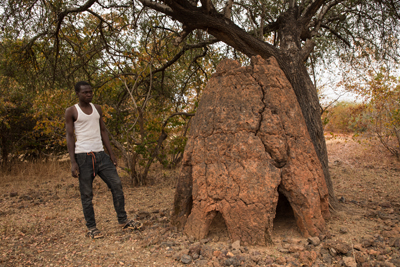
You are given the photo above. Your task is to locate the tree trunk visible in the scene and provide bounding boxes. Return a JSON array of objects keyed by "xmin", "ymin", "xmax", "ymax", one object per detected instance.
[
  {"xmin": 276, "ymin": 7, "xmax": 336, "ymax": 205},
  {"xmin": 286, "ymin": 62, "xmax": 335, "ymax": 206}
]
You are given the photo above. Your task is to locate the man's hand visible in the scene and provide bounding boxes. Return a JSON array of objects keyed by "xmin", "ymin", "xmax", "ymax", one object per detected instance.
[
  {"xmin": 110, "ymin": 155, "xmax": 118, "ymax": 167},
  {"xmin": 71, "ymin": 162, "xmax": 80, "ymax": 178}
]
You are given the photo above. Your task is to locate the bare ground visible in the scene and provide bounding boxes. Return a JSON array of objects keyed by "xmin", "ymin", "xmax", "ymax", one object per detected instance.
[{"xmin": 1, "ymin": 135, "xmax": 400, "ymax": 266}]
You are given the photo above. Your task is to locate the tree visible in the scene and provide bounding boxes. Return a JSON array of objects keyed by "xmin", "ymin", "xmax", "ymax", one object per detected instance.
[
  {"xmin": 0, "ymin": 77, "xmax": 36, "ymax": 169},
  {"xmin": 1, "ymin": 0, "xmax": 399, "ymax": 202},
  {"xmin": 347, "ymin": 68, "xmax": 400, "ymax": 158}
]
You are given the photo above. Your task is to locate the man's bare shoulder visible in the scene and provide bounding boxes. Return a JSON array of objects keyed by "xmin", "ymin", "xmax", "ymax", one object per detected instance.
[
  {"xmin": 93, "ymin": 104, "xmax": 103, "ymax": 114},
  {"xmin": 65, "ymin": 105, "xmax": 78, "ymax": 120}
]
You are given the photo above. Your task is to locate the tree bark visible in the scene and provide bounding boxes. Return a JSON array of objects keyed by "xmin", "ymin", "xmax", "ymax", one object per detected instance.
[{"xmin": 286, "ymin": 62, "xmax": 335, "ymax": 206}]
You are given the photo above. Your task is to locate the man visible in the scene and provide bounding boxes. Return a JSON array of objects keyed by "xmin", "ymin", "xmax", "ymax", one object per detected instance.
[{"xmin": 65, "ymin": 81, "xmax": 142, "ymax": 239}]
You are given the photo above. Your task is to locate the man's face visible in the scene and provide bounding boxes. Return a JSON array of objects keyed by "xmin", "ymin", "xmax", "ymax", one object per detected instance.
[{"xmin": 77, "ymin": 85, "xmax": 93, "ymax": 103}]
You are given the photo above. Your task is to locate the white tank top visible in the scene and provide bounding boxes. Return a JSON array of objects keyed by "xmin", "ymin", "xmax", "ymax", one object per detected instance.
[{"xmin": 74, "ymin": 103, "xmax": 104, "ymax": 153}]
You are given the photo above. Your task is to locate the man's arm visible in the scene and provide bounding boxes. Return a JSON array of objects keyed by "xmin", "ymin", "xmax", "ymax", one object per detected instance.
[
  {"xmin": 95, "ymin": 105, "xmax": 118, "ymax": 166},
  {"xmin": 65, "ymin": 106, "xmax": 79, "ymax": 177}
]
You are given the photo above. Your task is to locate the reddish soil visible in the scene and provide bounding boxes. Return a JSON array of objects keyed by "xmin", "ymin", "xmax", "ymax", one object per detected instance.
[{"xmin": 0, "ymin": 134, "xmax": 399, "ymax": 266}]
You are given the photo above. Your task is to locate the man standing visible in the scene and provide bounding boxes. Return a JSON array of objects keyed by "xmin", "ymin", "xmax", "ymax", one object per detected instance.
[{"xmin": 65, "ymin": 81, "xmax": 142, "ymax": 239}]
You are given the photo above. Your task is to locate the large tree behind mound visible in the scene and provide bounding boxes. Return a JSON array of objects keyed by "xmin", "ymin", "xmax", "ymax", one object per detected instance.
[{"xmin": 172, "ymin": 56, "xmax": 330, "ymax": 245}]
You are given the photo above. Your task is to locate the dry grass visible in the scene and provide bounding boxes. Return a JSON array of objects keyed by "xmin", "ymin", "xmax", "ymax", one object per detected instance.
[{"xmin": 1, "ymin": 160, "xmax": 71, "ymax": 183}]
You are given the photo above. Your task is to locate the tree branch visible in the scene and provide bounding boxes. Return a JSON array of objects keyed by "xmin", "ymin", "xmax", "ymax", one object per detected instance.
[
  {"xmin": 162, "ymin": 112, "xmax": 195, "ymax": 128},
  {"xmin": 300, "ymin": 39, "xmax": 315, "ymax": 62},
  {"xmin": 223, "ymin": 0, "xmax": 233, "ymax": 19},
  {"xmin": 301, "ymin": 0, "xmax": 328, "ymax": 20},
  {"xmin": 321, "ymin": 24, "xmax": 351, "ymax": 47},
  {"xmin": 389, "ymin": 0, "xmax": 400, "ymax": 19},
  {"xmin": 200, "ymin": 0, "xmax": 214, "ymax": 13},
  {"xmin": 139, "ymin": 0, "xmax": 174, "ymax": 15},
  {"xmin": 154, "ymin": 38, "xmax": 219, "ymax": 75}
]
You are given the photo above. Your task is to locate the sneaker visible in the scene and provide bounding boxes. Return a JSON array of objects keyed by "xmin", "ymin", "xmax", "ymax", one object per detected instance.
[
  {"xmin": 121, "ymin": 220, "xmax": 143, "ymax": 231},
  {"xmin": 86, "ymin": 227, "xmax": 104, "ymax": 239}
]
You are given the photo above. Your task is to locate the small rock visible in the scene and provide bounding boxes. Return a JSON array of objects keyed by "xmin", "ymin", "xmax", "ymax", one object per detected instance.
[
  {"xmin": 231, "ymin": 240, "xmax": 240, "ymax": 250},
  {"xmin": 328, "ymin": 248, "xmax": 337, "ymax": 257},
  {"xmin": 322, "ymin": 253, "xmax": 332, "ymax": 264},
  {"xmin": 10, "ymin": 192, "xmax": 18, "ymax": 197},
  {"xmin": 20, "ymin": 195, "xmax": 33, "ymax": 201},
  {"xmin": 181, "ymin": 254, "xmax": 192, "ymax": 264},
  {"xmin": 286, "ymin": 260, "xmax": 300, "ymax": 267},
  {"xmin": 380, "ymin": 202, "xmax": 392, "ymax": 208},
  {"xmin": 275, "ymin": 256, "xmax": 287, "ymax": 265},
  {"xmin": 389, "ymin": 238, "xmax": 400, "ymax": 248},
  {"xmin": 263, "ymin": 256, "xmax": 274, "ymax": 265},
  {"xmin": 161, "ymin": 241, "xmax": 175, "ymax": 247},
  {"xmin": 378, "ymin": 211, "xmax": 391, "ymax": 220},
  {"xmin": 367, "ymin": 249, "xmax": 379, "ymax": 256},
  {"xmin": 307, "ymin": 236, "xmax": 321, "ymax": 246},
  {"xmin": 278, "ymin": 248, "xmax": 290, "ymax": 253},
  {"xmin": 299, "ymin": 251, "xmax": 317, "ymax": 266},
  {"xmin": 189, "ymin": 242, "xmax": 201, "ymax": 255},
  {"xmin": 382, "ymin": 262, "xmax": 396, "ymax": 267},
  {"xmin": 224, "ymin": 257, "xmax": 240, "ymax": 267},
  {"xmin": 376, "ymin": 255, "xmax": 386, "ymax": 261},
  {"xmin": 289, "ymin": 244, "xmax": 305, "ymax": 253},
  {"xmin": 249, "ymin": 250, "xmax": 261, "ymax": 263},
  {"xmin": 239, "ymin": 246, "xmax": 248, "ymax": 253},
  {"xmin": 288, "ymin": 238, "xmax": 303, "ymax": 244},
  {"xmin": 361, "ymin": 237, "xmax": 374, "ymax": 248},
  {"xmin": 340, "ymin": 227, "xmax": 349, "ymax": 234},
  {"xmin": 200, "ymin": 238, "xmax": 209, "ymax": 244},
  {"xmin": 200, "ymin": 244, "xmax": 214, "ymax": 259},
  {"xmin": 226, "ymin": 251, "xmax": 235, "ymax": 258},
  {"xmin": 343, "ymin": 256, "xmax": 357, "ymax": 267},
  {"xmin": 354, "ymin": 251, "xmax": 369, "ymax": 263},
  {"xmin": 389, "ymin": 258, "xmax": 400, "ymax": 266},
  {"xmin": 382, "ymin": 230, "xmax": 398, "ymax": 238},
  {"xmin": 195, "ymin": 259, "xmax": 208, "ymax": 266},
  {"xmin": 324, "ymin": 240, "xmax": 351, "ymax": 254},
  {"xmin": 213, "ymin": 250, "xmax": 222, "ymax": 257},
  {"xmin": 173, "ymin": 251, "xmax": 183, "ymax": 261}
]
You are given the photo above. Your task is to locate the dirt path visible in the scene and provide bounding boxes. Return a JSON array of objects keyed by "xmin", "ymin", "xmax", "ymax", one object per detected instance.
[{"xmin": 1, "ymin": 135, "xmax": 400, "ymax": 266}]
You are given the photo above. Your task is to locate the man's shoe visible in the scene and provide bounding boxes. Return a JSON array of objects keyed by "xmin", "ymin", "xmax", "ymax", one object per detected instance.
[
  {"xmin": 121, "ymin": 220, "xmax": 143, "ymax": 231},
  {"xmin": 86, "ymin": 227, "xmax": 104, "ymax": 239}
]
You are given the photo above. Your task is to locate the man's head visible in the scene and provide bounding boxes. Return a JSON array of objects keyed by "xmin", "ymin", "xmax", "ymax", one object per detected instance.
[
  {"xmin": 75, "ymin": 81, "xmax": 91, "ymax": 93},
  {"xmin": 75, "ymin": 81, "xmax": 93, "ymax": 104}
]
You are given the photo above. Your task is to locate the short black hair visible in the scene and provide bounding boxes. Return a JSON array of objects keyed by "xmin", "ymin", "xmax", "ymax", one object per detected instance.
[{"xmin": 75, "ymin": 81, "xmax": 91, "ymax": 93}]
